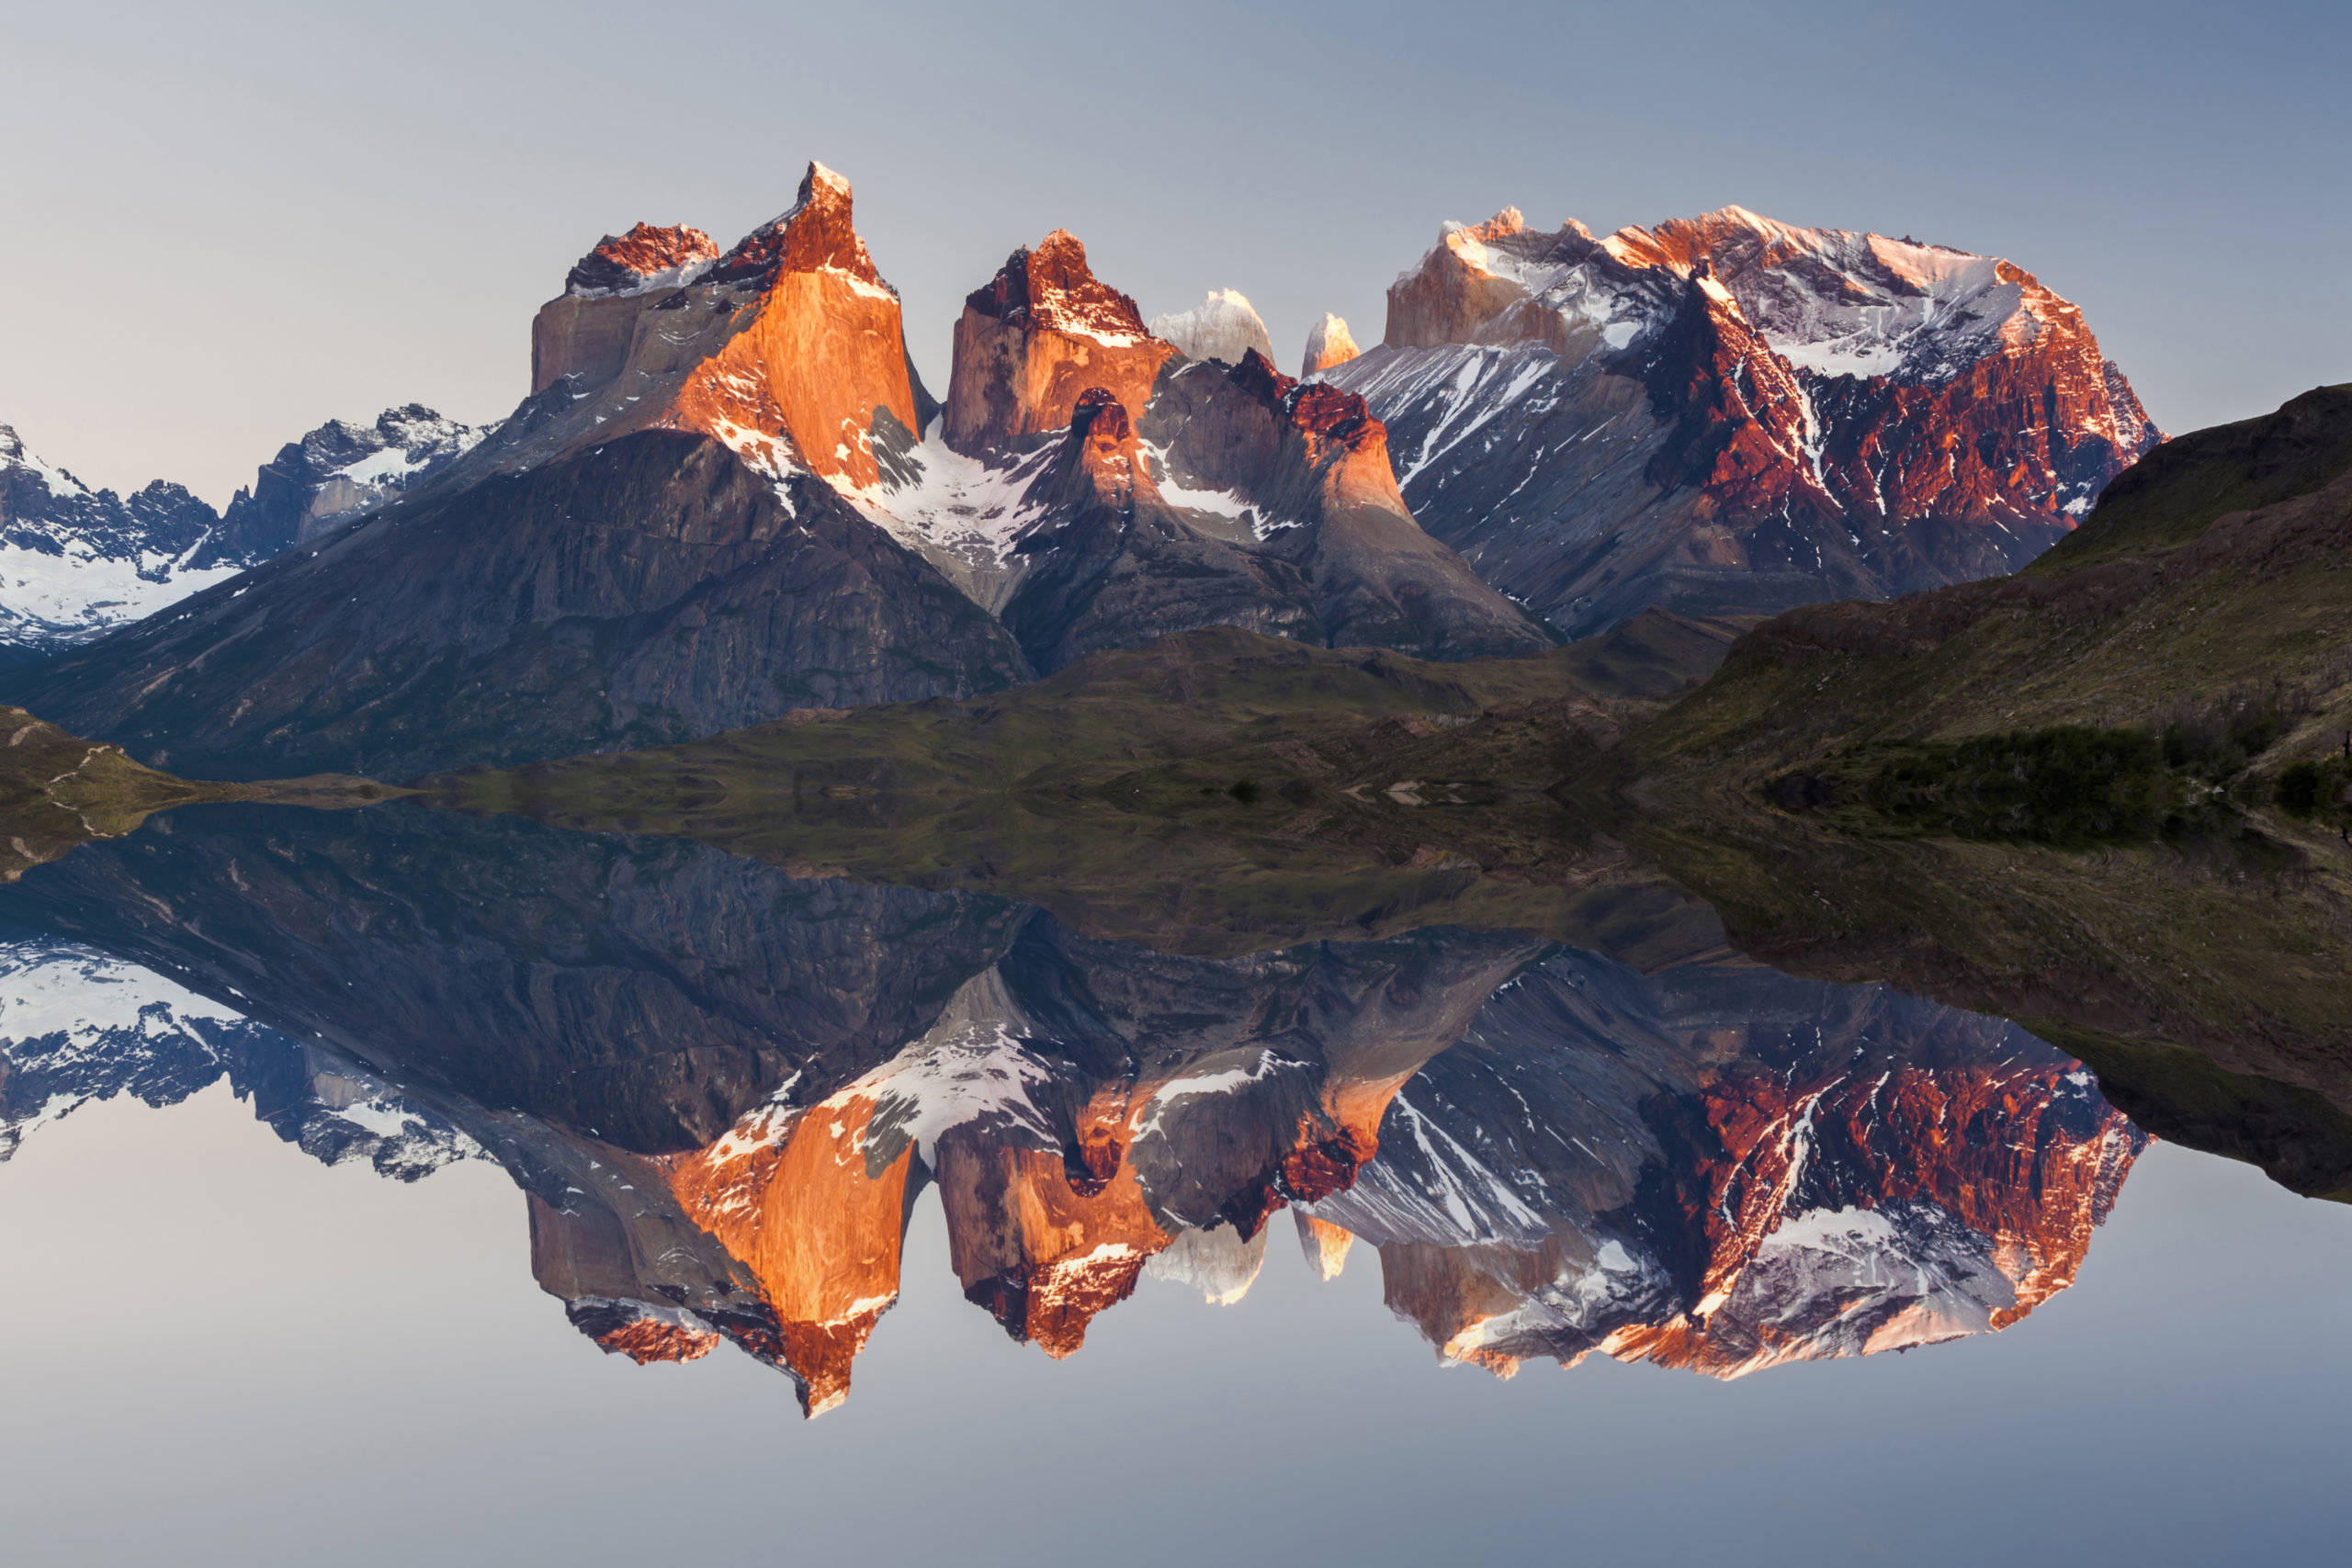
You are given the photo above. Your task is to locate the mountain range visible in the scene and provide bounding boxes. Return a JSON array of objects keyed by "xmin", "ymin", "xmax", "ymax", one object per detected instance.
[
  {"xmin": 0, "ymin": 163, "xmax": 2154, "ymax": 778},
  {"xmin": 0, "ymin": 407, "xmax": 489, "ymax": 658},
  {"xmin": 1315, "ymin": 205, "xmax": 2159, "ymax": 633}
]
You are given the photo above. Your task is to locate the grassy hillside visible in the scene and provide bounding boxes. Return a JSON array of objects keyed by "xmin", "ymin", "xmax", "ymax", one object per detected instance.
[
  {"xmin": 0, "ymin": 705, "xmax": 405, "ymax": 881},
  {"xmin": 1607, "ymin": 387, "xmax": 2352, "ymax": 1193},
  {"xmin": 414, "ymin": 616, "xmax": 1739, "ymax": 958}
]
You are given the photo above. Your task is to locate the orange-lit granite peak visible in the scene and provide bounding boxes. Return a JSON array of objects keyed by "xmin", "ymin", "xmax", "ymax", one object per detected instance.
[
  {"xmin": 657, "ymin": 160, "xmax": 920, "ymax": 490},
  {"xmin": 937, "ymin": 1129, "xmax": 1169, "ymax": 1358},
  {"xmin": 576, "ymin": 1299, "xmax": 723, "ymax": 1365},
  {"xmin": 523, "ymin": 159, "xmax": 922, "ymax": 491},
  {"xmin": 944, "ymin": 230, "xmax": 1175, "ymax": 455},
  {"xmin": 705, "ymin": 160, "xmax": 877, "ymax": 288}
]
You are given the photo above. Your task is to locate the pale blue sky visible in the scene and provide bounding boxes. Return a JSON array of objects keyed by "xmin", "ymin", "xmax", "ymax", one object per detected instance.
[{"xmin": 4, "ymin": 0, "xmax": 2344, "ymax": 503}]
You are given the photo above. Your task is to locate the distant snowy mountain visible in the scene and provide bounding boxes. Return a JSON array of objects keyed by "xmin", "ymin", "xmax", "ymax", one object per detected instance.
[
  {"xmin": 0, "ymin": 406, "xmax": 492, "ymax": 658},
  {"xmin": 214, "ymin": 403, "xmax": 495, "ymax": 560},
  {"xmin": 0, "ymin": 425, "xmax": 243, "ymax": 656},
  {"xmin": 1148, "ymin": 288, "xmax": 1275, "ymax": 367}
]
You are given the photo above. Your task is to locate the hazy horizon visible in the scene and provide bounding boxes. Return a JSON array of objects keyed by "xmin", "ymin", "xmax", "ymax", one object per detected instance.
[{"xmin": 5, "ymin": 0, "xmax": 2345, "ymax": 507}]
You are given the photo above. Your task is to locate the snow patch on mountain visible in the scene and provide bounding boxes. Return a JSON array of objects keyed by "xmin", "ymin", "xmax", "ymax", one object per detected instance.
[
  {"xmin": 850, "ymin": 971, "xmax": 1061, "ymax": 1164},
  {"xmin": 0, "ymin": 540, "xmax": 242, "ymax": 649},
  {"xmin": 1148, "ymin": 289, "xmax": 1275, "ymax": 367},
  {"xmin": 841, "ymin": 419, "xmax": 1056, "ymax": 607}
]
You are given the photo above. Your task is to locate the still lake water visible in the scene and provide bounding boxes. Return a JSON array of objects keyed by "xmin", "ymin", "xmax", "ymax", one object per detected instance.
[{"xmin": 0, "ymin": 806, "xmax": 2344, "ymax": 1566}]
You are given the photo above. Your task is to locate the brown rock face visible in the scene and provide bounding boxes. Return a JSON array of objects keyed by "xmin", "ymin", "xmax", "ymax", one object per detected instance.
[
  {"xmin": 1384, "ymin": 209, "xmax": 1565, "ymax": 350},
  {"xmin": 531, "ymin": 224, "xmax": 721, "ymax": 396},
  {"xmin": 522, "ymin": 162, "xmax": 922, "ymax": 491},
  {"xmin": 943, "ymin": 231, "xmax": 1175, "ymax": 455}
]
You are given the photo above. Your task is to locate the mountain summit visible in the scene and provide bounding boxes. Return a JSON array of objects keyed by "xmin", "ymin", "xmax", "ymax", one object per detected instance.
[{"xmin": 1331, "ymin": 204, "xmax": 2159, "ymax": 633}]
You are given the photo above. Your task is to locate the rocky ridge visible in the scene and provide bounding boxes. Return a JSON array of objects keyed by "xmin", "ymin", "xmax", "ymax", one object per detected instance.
[
  {"xmin": 1328, "ymin": 204, "xmax": 2159, "ymax": 634},
  {"xmin": 1301, "ymin": 946, "xmax": 2145, "ymax": 1379},
  {"xmin": 0, "ymin": 405, "xmax": 492, "ymax": 659},
  {"xmin": 854, "ymin": 236, "xmax": 1552, "ymax": 666},
  {"xmin": 5, "ymin": 164, "xmax": 1032, "ymax": 779}
]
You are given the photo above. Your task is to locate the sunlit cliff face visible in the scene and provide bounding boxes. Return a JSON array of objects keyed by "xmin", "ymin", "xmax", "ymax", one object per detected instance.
[
  {"xmin": 525, "ymin": 160, "xmax": 923, "ymax": 491},
  {"xmin": 943, "ymin": 231, "xmax": 1176, "ymax": 457}
]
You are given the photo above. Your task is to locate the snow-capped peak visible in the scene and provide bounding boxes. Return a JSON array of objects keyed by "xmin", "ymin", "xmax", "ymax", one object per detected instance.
[
  {"xmin": 562, "ymin": 221, "xmax": 719, "ymax": 299},
  {"xmin": 1302, "ymin": 313, "xmax": 1361, "ymax": 378},
  {"xmin": 0, "ymin": 424, "xmax": 90, "ymax": 500},
  {"xmin": 1148, "ymin": 288, "xmax": 1274, "ymax": 367}
]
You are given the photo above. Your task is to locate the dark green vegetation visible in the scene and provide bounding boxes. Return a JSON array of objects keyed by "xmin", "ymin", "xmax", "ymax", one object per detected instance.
[
  {"xmin": 0, "ymin": 705, "xmax": 398, "ymax": 882},
  {"xmin": 415, "ymin": 613, "xmax": 1739, "ymax": 956},
  {"xmin": 1765, "ymin": 689, "xmax": 2337, "ymax": 846}
]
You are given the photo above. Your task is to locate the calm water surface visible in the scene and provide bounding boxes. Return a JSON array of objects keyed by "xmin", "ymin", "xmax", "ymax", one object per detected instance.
[{"xmin": 0, "ymin": 806, "xmax": 2344, "ymax": 1566}]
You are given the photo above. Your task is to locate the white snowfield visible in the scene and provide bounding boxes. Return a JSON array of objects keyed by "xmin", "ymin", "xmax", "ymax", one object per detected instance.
[
  {"xmin": 1148, "ymin": 288, "xmax": 1276, "ymax": 367},
  {"xmin": 1406, "ymin": 203, "xmax": 2075, "ymax": 388},
  {"xmin": 0, "ymin": 538, "xmax": 241, "ymax": 647}
]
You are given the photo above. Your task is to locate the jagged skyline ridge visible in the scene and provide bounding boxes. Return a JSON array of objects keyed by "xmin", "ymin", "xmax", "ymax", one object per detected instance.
[{"xmin": 1, "ymin": 0, "xmax": 2344, "ymax": 505}]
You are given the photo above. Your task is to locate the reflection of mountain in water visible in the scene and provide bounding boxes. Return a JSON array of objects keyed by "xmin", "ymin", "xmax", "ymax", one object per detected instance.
[
  {"xmin": 0, "ymin": 807, "xmax": 2143, "ymax": 1415},
  {"xmin": 1307, "ymin": 950, "xmax": 2143, "ymax": 1379}
]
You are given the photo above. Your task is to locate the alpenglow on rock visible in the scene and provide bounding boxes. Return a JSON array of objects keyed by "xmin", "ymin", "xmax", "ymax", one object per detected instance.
[
  {"xmin": 1327, "ymin": 204, "xmax": 2161, "ymax": 635},
  {"xmin": 1148, "ymin": 289, "xmax": 1276, "ymax": 367},
  {"xmin": 1302, "ymin": 313, "xmax": 1360, "ymax": 377}
]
